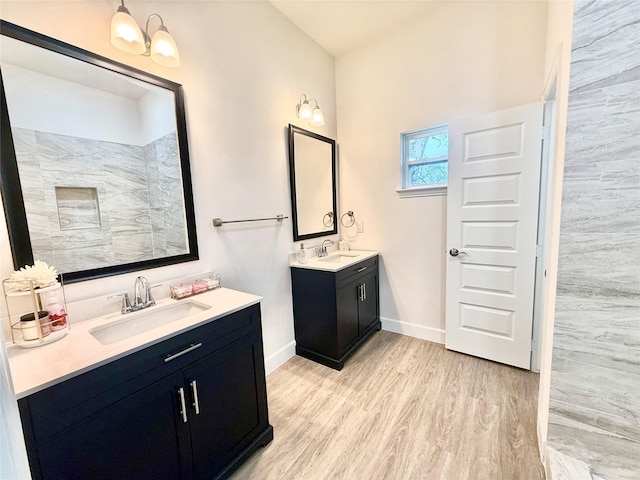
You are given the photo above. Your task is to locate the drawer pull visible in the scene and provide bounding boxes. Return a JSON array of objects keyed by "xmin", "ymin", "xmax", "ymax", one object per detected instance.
[
  {"xmin": 178, "ymin": 387, "xmax": 188, "ymax": 423},
  {"xmin": 357, "ymin": 266, "xmax": 367, "ymax": 272},
  {"xmin": 191, "ymin": 380, "xmax": 201, "ymax": 415},
  {"xmin": 164, "ymin": 343, "xmax": 203, "ymax": 363}
]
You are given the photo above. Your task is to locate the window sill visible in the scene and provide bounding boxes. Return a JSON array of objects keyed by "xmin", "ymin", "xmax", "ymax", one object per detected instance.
[{"xmin": 396, "ymin": 185, "xmax": 447, "ymax": 198}]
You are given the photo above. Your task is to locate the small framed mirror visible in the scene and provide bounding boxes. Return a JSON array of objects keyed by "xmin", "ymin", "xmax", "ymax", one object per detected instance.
[
  {"xmin": 287, "ymin": 124, "xmax": 337, "ymax": 241},
  {"xmin": 0, "ymin": 21, "xmax": 198, "ymax": 283}
]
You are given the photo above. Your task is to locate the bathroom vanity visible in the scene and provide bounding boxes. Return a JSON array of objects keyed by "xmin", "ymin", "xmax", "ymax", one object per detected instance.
[
  {"xmin": 9, "ymin": 288, "xmax": 272, "ymax": 480},
  {"xmin": 290, "ymin": 251, "xmax": 380, "ymax": 370}
]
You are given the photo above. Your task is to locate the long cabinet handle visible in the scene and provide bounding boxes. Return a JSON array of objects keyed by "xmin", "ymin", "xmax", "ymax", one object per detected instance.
[
  {"xmin": 363, "ymin": 283, "xmax": 367, "ymax": 301},
  {"xmin": 190, "ymin": 380, "xmax": 201, "ymax": 415},
  {"xmin": 178, "ymin": 387, "xmax": 188, "ymax": 423},
  {"xmin": 164, "ymin": 343, "xmax": 203, "ymax": 363},
  {"xmin": 357, "ymin": 266, "xmax": 367, "ymax": 272}
]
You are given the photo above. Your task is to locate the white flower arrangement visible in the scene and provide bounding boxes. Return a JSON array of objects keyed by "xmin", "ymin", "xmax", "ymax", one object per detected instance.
[{"xmin": 8, "ymin": 260, "xmax": 59, "ymax": 291}]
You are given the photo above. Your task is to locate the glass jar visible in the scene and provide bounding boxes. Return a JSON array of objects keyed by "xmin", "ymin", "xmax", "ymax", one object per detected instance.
[{"xmin": 20, "ymin": 311, "xmax": 50, "ymax": 340}]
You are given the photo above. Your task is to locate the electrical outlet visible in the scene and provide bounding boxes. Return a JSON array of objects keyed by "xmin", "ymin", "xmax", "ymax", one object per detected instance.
[{"xmin": 357, "ymin": 220, "xmax": 364, "ymax": 233}]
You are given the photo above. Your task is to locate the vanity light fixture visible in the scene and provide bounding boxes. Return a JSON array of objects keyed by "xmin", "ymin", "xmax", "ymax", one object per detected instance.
[
  {"xmin": 110, "ymin": 0, "xmax": 180, "ymax": 68},
  {"xmin": 297, "ymin": 94, "xmax": 325, "ymax": 126}
]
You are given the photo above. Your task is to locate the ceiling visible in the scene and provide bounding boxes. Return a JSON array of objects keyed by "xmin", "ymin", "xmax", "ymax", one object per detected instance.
[{"xmin": 269, "ymin": 0, "xmax": 441, "ymax": 57}]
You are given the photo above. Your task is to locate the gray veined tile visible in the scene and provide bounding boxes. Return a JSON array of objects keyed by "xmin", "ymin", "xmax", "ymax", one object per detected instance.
[
  {"xmin": 29, "ymin": 236, "xmax": 54, "ymax": 266},
  {"xmin": 107, "ymin": 209, "xmax": 153, "ymax": 234},
  {"xmin": 103, "ymin": 162, "xmax": 149, "ymax": 194},
  {"xmin": 556, "ymin": 233, "xmax": 640, "ymax": 298},
  {"xmin": 548, "ymin": 420, "xmax": 640, "ymax": 480},
  {"xmin": 570, "ymin": 0, "xmax": 640, "ymax": 94},
  {"xmin": 561, "ymin": 81, "xmax": 640, "ymax": 233},
  {"xmin": 11, "ymin": 128, "xmax": 38, "ymax": 157},
  {"xmin": 563, "ymin": 80, "xmax": 640, "ymax": 171},
  {"xmin": 547, "ymin": 447, "xmax": 592, "ymax": 480},
  {"xmin": 50, "ymin": 231, "xmax": 115, "ymax": 273},
  {"xmin": 112, "ymin": 231, "xmax": 154, "ymax": 263},
  {"xmin": 552, "ymin": 300, "xmax": 640, "ymax": 375},
  {"xmin": 549, "ymin": 354, "xmax": 640, "ymax": 441}
]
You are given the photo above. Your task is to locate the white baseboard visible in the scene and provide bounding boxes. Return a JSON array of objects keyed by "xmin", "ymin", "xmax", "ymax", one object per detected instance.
[
  {"xmin": 381, "ymin": 317, "xmax": 445, "ymax": 344},
  {"xmin": 264, "ymin": 340, "xmax": 296, "ymax": 375},
  {"xmin": 544, "ymin": 444, "xmax": 552, "ymax": 480}
]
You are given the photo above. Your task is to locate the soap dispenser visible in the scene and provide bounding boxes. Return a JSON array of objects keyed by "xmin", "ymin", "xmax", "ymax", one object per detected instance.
[
  {"xmin": 45, "ymin": 294, "xmax": 68, "ymax": 331},
  {"xmin": 297, "ymin": 243, "xmax": 308, "ymax": 264}
]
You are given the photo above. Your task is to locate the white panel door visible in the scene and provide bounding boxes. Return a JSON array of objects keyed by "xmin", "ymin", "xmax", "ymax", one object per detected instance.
[{"xmin": 446, "ymin": 103, "xmax": 543, "ymax": 369}]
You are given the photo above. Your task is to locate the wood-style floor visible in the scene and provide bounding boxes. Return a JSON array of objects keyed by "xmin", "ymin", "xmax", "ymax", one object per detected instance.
[{"xmin": 231, "ymin": 331, "xmax": 544, "ymax": 480}]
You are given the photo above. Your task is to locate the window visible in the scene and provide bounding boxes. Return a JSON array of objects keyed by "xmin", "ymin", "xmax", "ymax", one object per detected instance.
[{"xmin": 398, "ymin": 124, "xmax": 448, "ymax": 197}]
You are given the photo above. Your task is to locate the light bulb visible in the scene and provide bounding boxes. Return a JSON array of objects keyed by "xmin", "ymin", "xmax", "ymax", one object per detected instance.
[
  {"xmin": 298, "ymin": 101, "xmax": 312, "ymax": 120},
  {"xmin": 310, "ymin": 106, "xmax": 325, "ymax": 126},
  {"xmin": 110, "ymin": 9, "xmax": 145, "ymax": 55},
  {"xmin": 150, "ymin": 27, "xmax": 180, "ymax": 67}
]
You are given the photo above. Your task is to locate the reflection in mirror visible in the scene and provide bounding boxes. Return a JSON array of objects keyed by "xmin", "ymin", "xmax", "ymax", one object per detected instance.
[
  {"xmin": 0, "ymin": 21, "xmax": 198, "ymax": 283},
  {"xmin": 288, "ymin": 124, "xmax": 337, "ymax": 241}
]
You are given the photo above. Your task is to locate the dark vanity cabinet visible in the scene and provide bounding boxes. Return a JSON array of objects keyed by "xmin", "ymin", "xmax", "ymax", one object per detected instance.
[
  {"xmin": 17, "ymin": 304, "xmax": 273, "ymax": 480},
  {"xmin": 291, "ymin": 255, "xmax": 380, "ymax": 370}
]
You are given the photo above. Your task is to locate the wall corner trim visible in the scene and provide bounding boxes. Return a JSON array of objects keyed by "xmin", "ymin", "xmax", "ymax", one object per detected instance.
[{"xmin": 264, "ymin": 340, "xmax": 296, "ymax": 375}]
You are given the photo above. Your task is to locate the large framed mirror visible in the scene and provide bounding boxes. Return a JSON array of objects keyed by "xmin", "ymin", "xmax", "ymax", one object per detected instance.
[
  {"xmin": 288, "ymin": 124, "xmax": 337, "ymax": 241},
  {"xmin": 0, "ymin": 21, "xmax": 198, "ymax": 283}
]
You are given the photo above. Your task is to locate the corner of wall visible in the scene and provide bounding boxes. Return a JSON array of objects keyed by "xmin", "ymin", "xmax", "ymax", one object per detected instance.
[
  {"xmin": 537, "ymin": 0, "xmax": 575, "ymax": 461},
  {"xmin": 264, "ymin": 340, "xmax": 296, "ymax": 375}
]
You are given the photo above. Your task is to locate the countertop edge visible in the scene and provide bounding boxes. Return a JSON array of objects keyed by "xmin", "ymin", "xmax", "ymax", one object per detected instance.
[{"xmin": 289, "ymin": 250, "xmax": 379, "ymax": 272}]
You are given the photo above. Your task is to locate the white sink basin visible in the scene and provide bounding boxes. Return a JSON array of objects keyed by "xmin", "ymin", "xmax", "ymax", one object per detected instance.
[
  {"xmin": 318, "ymin": 253, "xmax": 360, "ymax": 263},
  {"xmin": 90, "ymin": 300, "xmax": 211, "ymax": 345}
]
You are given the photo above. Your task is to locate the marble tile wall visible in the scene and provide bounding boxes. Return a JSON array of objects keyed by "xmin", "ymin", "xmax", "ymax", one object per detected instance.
[
  {"xmin": 144, "ymin": 132, "xmax": 187, "ymax": 257},
  {"xmin": 12, "ymin": 128, "xmax": 185, "ymax": 274},
  {"xmin": 548, "ymin": 1, "xmax": 640, "ymax": 479}
]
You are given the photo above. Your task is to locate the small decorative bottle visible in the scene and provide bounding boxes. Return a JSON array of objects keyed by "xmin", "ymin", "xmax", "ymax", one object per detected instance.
[
  {"xmin": 297, "ymin": 243, "xmax": 308, "ymax": 264},
  {"xmin": 45, "ymin": 295, "xmax": 68, "ymax": 331}
]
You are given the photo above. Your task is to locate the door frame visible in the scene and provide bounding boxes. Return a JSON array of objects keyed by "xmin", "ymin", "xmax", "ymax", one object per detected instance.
[{"xmin": 531, "ymin": 80, "xmax": 558, "ymax": 373}]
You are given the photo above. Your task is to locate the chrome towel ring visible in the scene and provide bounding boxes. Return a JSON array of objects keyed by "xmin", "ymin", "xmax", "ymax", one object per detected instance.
[{"xmin": 341, "ymin": 211, "xmax": 356, "ymax": 228}]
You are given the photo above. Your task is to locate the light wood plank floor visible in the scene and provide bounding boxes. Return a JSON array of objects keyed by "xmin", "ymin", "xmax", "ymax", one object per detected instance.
[{"xmin": 231, "ymin": 331, "xmax": 544, "ymax": 480}]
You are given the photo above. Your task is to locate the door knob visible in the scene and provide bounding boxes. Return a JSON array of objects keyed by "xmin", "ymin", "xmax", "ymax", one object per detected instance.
[{"xmin": 449, "ymin": 248, "xmax": 467, "ymax": 257}]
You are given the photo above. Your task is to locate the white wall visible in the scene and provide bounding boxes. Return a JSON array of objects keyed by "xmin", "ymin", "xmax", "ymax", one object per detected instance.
[
  {"xmin": 0, "ymin": 0, "xmax": 335, "ymax": 397},
  {"xmin": 335, "ymin": 1, "xmax": 548, "ymax": 342},
  {"xmin": 139, "ymin": 88, "xmax": 177, "ymax": 144},
  {"xmin": 1, "ymin": 64, "xmax": 146, "ymax": 145},
  {"xmin": 537, "ymin": 0, "xmax": 574, "ymax": 469}
]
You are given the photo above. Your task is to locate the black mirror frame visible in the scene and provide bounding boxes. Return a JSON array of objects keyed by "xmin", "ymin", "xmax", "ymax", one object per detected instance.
[
  {"xmin": 0, "ymin": 20, "xmax": 198, "ymax": 283},
  {"xmin": 287, "ymin": 124, "xmax": 338, "ymax": 242}
]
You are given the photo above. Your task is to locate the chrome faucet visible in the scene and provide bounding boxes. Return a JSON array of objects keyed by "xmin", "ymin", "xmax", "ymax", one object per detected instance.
[
  {"xmin": 107, "ymin": 276, "xmax": 161, "ymax": 314},
  {"xmin": 318, "ymin": 239, "xmax": 335, "ymax": 258},
  {"xmin": 133, "ymin": 276, "xmax": 158, "ymax": 311},
  {"xmin": 107, "ymin": 292, "xmax": 132, "ymax": 314}
]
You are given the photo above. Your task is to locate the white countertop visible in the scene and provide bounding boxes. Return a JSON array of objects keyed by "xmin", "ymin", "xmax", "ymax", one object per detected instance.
[
  {"xmin": 7, "ymin": 287, "xmax": 261, "ymax": 399},
  {"xmin": 289, "ymin": 249, "xmax": 379, "ymax": 272}
]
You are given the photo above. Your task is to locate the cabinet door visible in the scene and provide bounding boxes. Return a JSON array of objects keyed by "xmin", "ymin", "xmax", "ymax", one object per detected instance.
[
  {"xmin": 33, "ymin": 372, "xmax": 191, "ymax": 480},
  {"xmin": 359, "ymin": 269, "xmax": 379, "ymax": 331},
  {"xmin": 336, "ymin": 278, "xmax": 361, "ymax": 354},
  {"xmin": 186, "ymin": 333, "xmax": 268, "ymax": 479}
]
